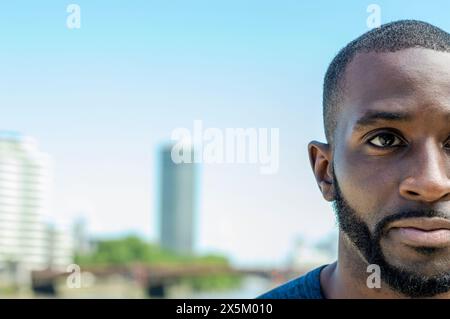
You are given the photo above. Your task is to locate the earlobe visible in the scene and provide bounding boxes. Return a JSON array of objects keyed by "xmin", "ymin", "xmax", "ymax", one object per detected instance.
[
  {"xmin": 307, "ymin": 141, "xmax": 335, "ymax": 201},
  {"xmin": 321, "ymin": 180, "xmax": 336, "ymax": 202}
]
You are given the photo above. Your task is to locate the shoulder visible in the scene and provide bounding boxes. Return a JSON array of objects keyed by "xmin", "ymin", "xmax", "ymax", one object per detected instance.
[{"xmin": 256, "ymin": 265, "xmax": 327, "ymax": 299}]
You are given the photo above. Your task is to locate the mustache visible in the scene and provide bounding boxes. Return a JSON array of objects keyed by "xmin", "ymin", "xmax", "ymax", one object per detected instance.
[{"xmin": 374, "ymin": 209, "xmax": 450, "ymax": 239}]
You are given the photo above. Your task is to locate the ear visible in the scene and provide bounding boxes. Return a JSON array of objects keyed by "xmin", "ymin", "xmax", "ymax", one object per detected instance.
[{"xmin": 307, "ymin": 141, "xmax": 335, "ymax": 201}]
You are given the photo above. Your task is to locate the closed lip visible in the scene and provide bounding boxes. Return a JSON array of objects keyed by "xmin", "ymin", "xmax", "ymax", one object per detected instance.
[{"xmin": 388, "ymin": 217, "xmax": 450, "ymax": 231}]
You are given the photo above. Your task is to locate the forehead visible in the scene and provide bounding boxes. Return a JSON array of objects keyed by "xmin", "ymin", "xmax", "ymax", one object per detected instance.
[{"xmin": 339, "ymin": 48, "xmax": 450, "ymax": 132}]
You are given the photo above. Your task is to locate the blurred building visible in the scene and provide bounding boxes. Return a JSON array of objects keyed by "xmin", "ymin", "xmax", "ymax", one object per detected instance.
[
  {"xmin": 72, "ymin": 217, "xmax": 95, "ymax": 255},
  {"xmin": 0, "ymin": 132, "xmax": 73, "ymax": 286},
  {"xmin": 159, "ymin": 144, "xmax": 198, "ymax": 255}
]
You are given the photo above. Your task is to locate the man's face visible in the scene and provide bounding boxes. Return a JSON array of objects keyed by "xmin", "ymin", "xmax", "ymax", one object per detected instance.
[{"xmin": 332, "ymin": 48, "xmax": 450, "ymax": 297}]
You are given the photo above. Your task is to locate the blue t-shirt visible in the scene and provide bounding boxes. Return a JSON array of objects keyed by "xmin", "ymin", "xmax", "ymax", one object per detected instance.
[{"xmin": 257, "ymin": 265, "xmax": 327, "ymax": 299}]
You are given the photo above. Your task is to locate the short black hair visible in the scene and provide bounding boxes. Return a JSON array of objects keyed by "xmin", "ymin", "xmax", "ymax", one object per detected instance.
[{"xmin": 323, "ymin": 19, "xmax": 450, "ymax": 146}]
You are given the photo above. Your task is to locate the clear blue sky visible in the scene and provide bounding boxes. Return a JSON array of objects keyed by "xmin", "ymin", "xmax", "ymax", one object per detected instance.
[{"xmin": 1, "ymin": 1, "xmax": 449, "ymax": 267}]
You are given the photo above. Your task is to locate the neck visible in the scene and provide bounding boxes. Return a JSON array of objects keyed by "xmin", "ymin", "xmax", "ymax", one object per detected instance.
[{"xmin": 320, "ymin": 232, "xmax": 450, "ymax": 299}]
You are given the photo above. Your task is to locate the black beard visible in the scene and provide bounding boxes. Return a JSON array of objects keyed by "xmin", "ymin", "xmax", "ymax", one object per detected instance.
[{"xmin": 332, "ymin": 172, "xmax": 450, "ymax": 298}]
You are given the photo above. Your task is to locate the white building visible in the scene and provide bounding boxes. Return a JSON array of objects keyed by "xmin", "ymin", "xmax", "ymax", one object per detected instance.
[{"xmin": 0, "ymin": 132, "xmax": 73, "ymax": 285}]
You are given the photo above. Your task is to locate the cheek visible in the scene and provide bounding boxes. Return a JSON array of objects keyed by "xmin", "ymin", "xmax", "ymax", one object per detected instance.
[{"xmin": 334, "ymin": 150, "xmax": 399, "ymax": 225}]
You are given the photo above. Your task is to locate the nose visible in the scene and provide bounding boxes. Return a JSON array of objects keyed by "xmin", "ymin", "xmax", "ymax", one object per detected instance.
[{"xmin": 399, "ymin": 141, "xmax": 450, "ymax": 203}]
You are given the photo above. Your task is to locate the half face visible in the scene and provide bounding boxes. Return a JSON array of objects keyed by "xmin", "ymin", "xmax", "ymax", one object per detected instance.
[{"xmin": 333, "ymin": 48, "xmax": 450, "ymax": 277}]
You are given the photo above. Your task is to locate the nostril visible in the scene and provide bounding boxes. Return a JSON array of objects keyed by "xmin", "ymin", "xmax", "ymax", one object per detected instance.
[{"xmin": 407, "ymin": 190, "xmax": 419, "ymax": 196}]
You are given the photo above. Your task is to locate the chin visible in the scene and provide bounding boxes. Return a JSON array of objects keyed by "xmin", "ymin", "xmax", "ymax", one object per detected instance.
[{"xmin": 380, "ymin": 239, "xmax": 450, "ymax": 277}]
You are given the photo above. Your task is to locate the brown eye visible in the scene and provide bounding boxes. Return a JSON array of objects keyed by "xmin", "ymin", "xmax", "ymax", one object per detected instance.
[{"xmin": 368, "ymin": 133, "xmax": 403, "ymax": 148}]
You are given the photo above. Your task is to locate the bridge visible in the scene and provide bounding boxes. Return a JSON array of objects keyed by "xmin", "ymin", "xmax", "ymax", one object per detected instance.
[{"xmin": 31, "ymin": 263, "xmax": 307, "ymax": 297}]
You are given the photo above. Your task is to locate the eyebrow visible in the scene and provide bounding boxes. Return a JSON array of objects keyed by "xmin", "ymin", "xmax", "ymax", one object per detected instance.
[{"xmin": 352, "ymin": 111, "xmax": 415, "ymax": 132}]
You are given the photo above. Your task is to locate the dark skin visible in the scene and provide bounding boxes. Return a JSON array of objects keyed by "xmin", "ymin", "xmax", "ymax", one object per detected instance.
[{"xmin": 308, "ymin": 48, "xmax": 450, "ymax": 298}]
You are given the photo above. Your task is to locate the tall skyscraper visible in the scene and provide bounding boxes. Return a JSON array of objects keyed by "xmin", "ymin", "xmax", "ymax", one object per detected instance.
[
  {"xmin": 159, "ymin": 144, "xmax": 198, "ymax": 255},
  {"xmin": 0, "ymin": 132, "xmax": 72, "ymax": 285}
]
